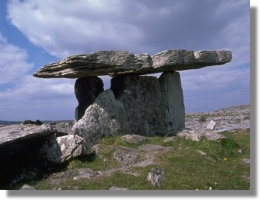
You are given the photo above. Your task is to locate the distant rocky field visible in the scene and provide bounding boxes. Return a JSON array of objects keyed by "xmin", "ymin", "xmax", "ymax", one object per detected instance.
[{"xmin": 185, "ymin": 104, "xmax": 250, "ymax": 133}]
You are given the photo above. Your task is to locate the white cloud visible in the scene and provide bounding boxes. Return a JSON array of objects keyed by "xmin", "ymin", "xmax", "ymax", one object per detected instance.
[
  {"xmin": 7, "ymin": 0, "xmax": 144, "ymax": 58},
  {"xmin": 0, "ymin": 75, "xmax": 74, "ymax": 100},
  {"xmin": 0, "ymin": 32, "xmax": 33, "ymax": 84},
  {"xmin": 3, "ymin": 0, "xmax": 250, "ymax": 118},
  {"xmin": 6, "ymin": 0, "xmax": 249, "ymax": 62}
]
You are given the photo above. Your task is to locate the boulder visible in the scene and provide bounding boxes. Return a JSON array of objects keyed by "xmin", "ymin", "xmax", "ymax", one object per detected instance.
[
  {"xmin": 0, "ymin": 124, "xmax": 57, "ymax": 158},
  {"xmin": 57, "ymin": 135, "xmax": 87, "ymax": 162},
  {"xmin": 33, "ymin": 49, "xmax": 232, "ymax": 78},
  {"xmin": 74, "ymin": 77, "xmax": 104, "ymax": 121},
  {"xmin": 72, "ymin": 89, "xmax": 129, "ymax": 149},
  {"xmin": 39, "ymin": 135, "xmax": 87, "ymax": 164},
  {"xmin": 39, "ymin": 135, "xmax": 62, "ymax": 164},
  {"xmin": 0, "ymin": 124, "xmax": 59, "ymax": 188}
]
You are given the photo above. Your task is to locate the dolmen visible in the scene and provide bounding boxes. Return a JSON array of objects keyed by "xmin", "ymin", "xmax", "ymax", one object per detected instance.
[{"xmin": 34, "ymin": 49, "xmax": 232, "ymax": 148}]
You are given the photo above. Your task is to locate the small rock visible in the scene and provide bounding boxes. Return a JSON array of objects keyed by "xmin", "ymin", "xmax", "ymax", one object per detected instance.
[
  {"xmin": 73, "ymin": 168, "xmax": 102, "ymax": 180},
  {"xmin": 109, "ymin": 186, "xmax": 128, "ymax": 190},
  {"xmin": 207, "ymin": 120, "xmax": 216, "ymax": 130},
  {"xmin": 121, "ymin": 134, "xmax": 147, "ymax": 145},
  {"xmin": 147, "ymin": 167, "xmax": 165, "ymax": 187},
  {"xmin": 19, "ymin": 184, "xmax": 36, "ymax": 190},
  {"xmin": 242, "ymin": 158, "xmax": 250, "ymax": 165},
  {"xmin": 197, "ymin": 150, "xmax": 207, "ymax": 156},
  {"xmin": 237, "ymin": 149, "xmax": 244, "ymax": 154}
]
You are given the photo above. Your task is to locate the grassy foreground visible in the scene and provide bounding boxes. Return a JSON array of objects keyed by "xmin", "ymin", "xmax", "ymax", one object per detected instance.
[{"xmin": 29, "ymin": 129, "xmax": 250, "ymax": 190}]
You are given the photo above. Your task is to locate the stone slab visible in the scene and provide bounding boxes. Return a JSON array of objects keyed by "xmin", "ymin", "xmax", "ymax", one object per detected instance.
[{"xmin": 33, "ymin": 49, "xmax": 232, "ymax": 78}]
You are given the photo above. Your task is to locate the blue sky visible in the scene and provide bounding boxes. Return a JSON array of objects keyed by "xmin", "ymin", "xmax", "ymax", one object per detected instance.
[{"xmin": 0, "ymin": 0, "xmax": 250, "ymax": 121}]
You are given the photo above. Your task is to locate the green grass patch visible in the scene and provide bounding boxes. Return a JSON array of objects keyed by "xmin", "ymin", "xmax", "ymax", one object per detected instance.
[{"xmin": 19, "ymin": 130, "xmax": 251, "ymax": 190}]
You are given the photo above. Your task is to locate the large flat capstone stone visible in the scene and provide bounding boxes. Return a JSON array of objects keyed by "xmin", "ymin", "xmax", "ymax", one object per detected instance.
[{"xmin": 33, "ymin": 49, "xmax": 232, "ymax": 78}]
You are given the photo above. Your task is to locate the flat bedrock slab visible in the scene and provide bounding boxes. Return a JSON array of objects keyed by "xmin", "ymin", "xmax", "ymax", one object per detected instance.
[
  {"xmin": 0, "ymin": 124, "xmax": 57, "ymax": 147},
  {"xmin": 33, "ymin": 49, "xmax": 232, "ymax": 78}
]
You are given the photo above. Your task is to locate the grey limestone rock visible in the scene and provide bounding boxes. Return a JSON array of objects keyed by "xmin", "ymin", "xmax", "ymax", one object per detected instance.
[
  {"xmin": 73, "ymin": 168, "xmax": 103, "ymax": 180},
  {"xmin": 110, "ymin": 75, "xmax": 165, "ymax": 136},
  {"xmin": 74, "ymin": 76, "xmax": 104, "ymax": 121},
  {"xmin": 113, "ymin": 148, "xmax": 139, "ymax": 167},
  {"xmin": 110, "ymin": 71, "xmax": 185, "ymax": 136},
  {"xmin": 72, "ymin": 89, "xmax": 129, "ymax": 148},
  {"xmin": 0, "ymin": 124, "xmax": 56, "ymax": 146},
  {"xmin": 147, "ymin": 167, "xmax": 165, "ymax": 187},
  {"xmin": 19, "ymin": 184, "xmax": 36, "ymax": 190},
  {"xmin": 33, "ymin": 49, "xmax": 232, "ymax": 78},
  {"xmin": 39, "ymin": 135, "xmax": 62, "ymax": 164},
  {"xmin": 159, "ymin": 71, "xmax": 185, "ymax": 134},
  {"xmin": 57, "ymin": 135, "xmax": 87, "ymax": 162},
  {"xmin": 121, "ymin": 134, "xmax": 147, "ymax": 145},
  {"xmin": 34, "ymin": 50, "xmax": 150, "ymax": 78},
  {"xmin": 40, "ymin": 135, "xmax": 87, "ymax": 164},
  {"xmin": 109, "ymin": 186, "xmax": 128, "ymax": 190},
  {"xmin": 242, "ymin": 158, "xmax": 250, "ymax": 165},
  {"xmin": 177, "ymin": 129, "xmax": 226, "ymax": 141},
  {"xmin": 0, "ymin": 124, "xmax": 57, "ymax": 158}
]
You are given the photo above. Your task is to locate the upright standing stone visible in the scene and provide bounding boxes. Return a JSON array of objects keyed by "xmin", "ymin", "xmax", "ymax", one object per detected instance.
[
  {"xmin": 111, "ymin": 75, "xmax": 166, "ymax": 136},
  {"xmin": 74, "ymin": 77, "xmax": 104, "ymax": 121},
  {"xmin": 159, "ymin": 71, "xmax": 185, "ymax": 135}
]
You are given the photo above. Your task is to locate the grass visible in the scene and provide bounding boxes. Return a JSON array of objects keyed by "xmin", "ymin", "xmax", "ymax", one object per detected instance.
[{"xmin": 19, "ymin": 130, "xmax": 250, "ymax": 190}]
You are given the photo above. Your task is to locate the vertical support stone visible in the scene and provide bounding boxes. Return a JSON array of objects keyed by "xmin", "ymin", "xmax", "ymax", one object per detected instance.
[
  {"xmin": 74, "ymin": 77, "xmax": 104, "ymax": 121},
  {"xmin": 159, "ymin": 71, "xmax": 185, "ymax": 135},
  {"xmin": 110, "ymin": 75, "xmax": 166, "ymax": 136}
]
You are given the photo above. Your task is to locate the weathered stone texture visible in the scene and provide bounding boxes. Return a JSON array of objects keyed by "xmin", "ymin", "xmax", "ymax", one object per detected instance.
[
  {"xmin": 110, "ymin": 72, "xmax": 185, "ymax": 136},
  {"xmin": 0, "ymin": 124, "xmax": 56, "ymax": 150},
  {"xmin": 147, "ymin": 167, "xmax": 165, "ymax": 187},
  {"xmin": 72, "ymin": 89, "xmax": 129, "ymax": 149},
  {"xmin": 33, "ymin": 49, "xmax": 232, "ymax": 78},
  {"xmin": 40, "ymin": 135, "xmax": 87, "ymax": 164},
  {"xmin": 72, "ymin": 72, "xmax": 185, "ymax": 146},
  {"xmin": 159, "ymin": 71, "xmax": 185, "ymax": 134},
  {"xmin": 74, "ymin": 76, "xmax": 104, "ymax": 121},
  {"xmin": 111, "ymin": 75, "xmax": 165, "ymax": 136}
]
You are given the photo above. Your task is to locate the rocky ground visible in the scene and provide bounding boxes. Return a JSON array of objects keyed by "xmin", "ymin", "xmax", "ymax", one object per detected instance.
[
  {"xmin": 0, "ymin": 104, "xmax": 250, "ymax": 190},
  {"xmin": 185, "ymin": 104, "xmax": 250, "ymax": 133}
]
